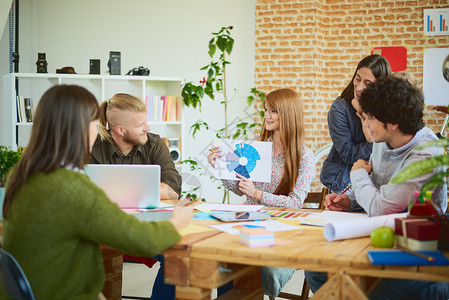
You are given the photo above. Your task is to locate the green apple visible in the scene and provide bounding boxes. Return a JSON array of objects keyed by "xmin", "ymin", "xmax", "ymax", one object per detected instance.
[{"xmin": 370, "ymin": 226, "xmax": 395, "ymax": 248}]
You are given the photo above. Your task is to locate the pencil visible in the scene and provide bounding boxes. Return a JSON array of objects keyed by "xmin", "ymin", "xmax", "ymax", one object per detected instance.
[
  {"xmin": 326, "ymin": 185, "xmax": 351, "ymax": 209},
  {"xmin": 235, "ymin": 212, "xmax": 247, "ymax": 218},
  {"xmin": 186, "ymin": 198, "xmax": 203, "ymax": 207},
  {"xmin": 403, "ymin": 248, "xmax": 435, "ymax": 262}
]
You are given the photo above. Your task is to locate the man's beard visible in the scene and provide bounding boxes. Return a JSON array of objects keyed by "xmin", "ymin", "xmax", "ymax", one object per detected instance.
[{"xmin": 123, "ymin": 132, "xmax": 148, "ymax": 146}]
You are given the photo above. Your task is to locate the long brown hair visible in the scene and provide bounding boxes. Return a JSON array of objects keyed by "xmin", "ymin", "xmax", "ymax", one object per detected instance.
[
  {"xmin": 259, "ymin": 88, "xmax": 304, "ymax": 196},
  {"xmin": 3, "ymin": 85, "xmax": 99, "ymax": 219},
  {"xmin": 341, "ymin": 54, "xmax": 391, "ymax": 103},
  {"xmin": 98, "ymin": 93, "xmax": 146, "ymax": 144}
]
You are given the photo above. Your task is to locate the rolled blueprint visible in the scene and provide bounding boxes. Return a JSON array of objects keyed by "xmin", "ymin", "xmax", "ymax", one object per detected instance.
[{"xmin": 323, "ymin": 213, "xmax": 407, "ymax": 241}]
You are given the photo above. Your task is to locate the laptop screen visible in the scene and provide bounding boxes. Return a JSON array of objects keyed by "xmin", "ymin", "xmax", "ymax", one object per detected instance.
[{"xmin": 84, "ymin": 164, "xmax": 161, "ymax": 209}]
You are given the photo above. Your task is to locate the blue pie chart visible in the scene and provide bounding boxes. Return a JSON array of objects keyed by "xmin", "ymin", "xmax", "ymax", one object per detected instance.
[{"xmin": 225, "ymin": 143, "xmax": 260, "ymax": 179}]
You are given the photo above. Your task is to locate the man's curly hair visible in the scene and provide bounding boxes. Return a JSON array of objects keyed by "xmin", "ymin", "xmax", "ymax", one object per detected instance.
[{"xmin": 359, "ymin": 76, "xmax": 424, "ymax": 135}]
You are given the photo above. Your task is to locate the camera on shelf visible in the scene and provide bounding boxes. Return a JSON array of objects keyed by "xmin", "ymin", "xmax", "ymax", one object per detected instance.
[
  {"xmin": 126, "ymin": 66, "xmax": 150, "ymax": 76},
  {"xmin": 36, "ymin": 53, "xmax": 48, "ymax": 73}
]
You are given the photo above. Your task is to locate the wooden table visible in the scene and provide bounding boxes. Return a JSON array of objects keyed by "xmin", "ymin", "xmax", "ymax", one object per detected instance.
[{"xmin": 163, "ymin": 208, "xmax": 449, "ymax": 300}]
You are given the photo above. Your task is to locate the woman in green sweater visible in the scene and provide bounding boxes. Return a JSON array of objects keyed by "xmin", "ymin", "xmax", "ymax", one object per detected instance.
[{"xmin": 1, "ymin": 85, "xmax": 194, "ymax": 300}]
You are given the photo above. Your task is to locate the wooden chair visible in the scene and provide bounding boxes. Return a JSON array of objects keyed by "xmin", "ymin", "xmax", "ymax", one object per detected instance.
[
  {"xmin": 302, "ymin": 187, "xmax": 329, "ymax": 210},
  {"xmin": 269, "ymin": 187, "xmax": 329, "ymax": 300}
]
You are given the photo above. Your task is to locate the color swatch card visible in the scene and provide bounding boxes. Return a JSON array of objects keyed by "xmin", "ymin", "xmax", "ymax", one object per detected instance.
[
  {"xmin": 214, "ymin": 139, "xmax": 272, "ymax": 182},
  {"xmin": 261, "ymin": 210, "xmax": 314, "ymax": 219}
]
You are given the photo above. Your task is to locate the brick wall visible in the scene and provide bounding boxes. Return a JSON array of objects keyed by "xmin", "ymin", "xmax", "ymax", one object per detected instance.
[{"xmin": 255, "ymin": 0, "xmax": 449, "ymax": 191}]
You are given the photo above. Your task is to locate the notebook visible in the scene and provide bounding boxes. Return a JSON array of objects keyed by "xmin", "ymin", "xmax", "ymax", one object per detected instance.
[
  {"xmin": 368, "ymin": 250, "xmax": 449, "ymax": 266},
  {"xmin": 84, "ymin": 164, "xmax": 162, "ymax": 209}
]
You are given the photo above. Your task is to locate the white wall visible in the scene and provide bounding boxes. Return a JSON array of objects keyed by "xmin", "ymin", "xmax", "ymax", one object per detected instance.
[{"xmin": 0, "ymin": 0, "xmax": 255, "ymax": 203}]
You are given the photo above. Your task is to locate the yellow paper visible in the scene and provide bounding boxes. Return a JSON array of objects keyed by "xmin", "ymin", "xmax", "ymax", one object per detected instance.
[
  {"xmin": 194, "ymin": 204, "xmax": 211, "ymax": 213},
  {"xmin": 178, "ymin": 223, "xmax": 215, "ymax": 236},
  {"xmin": 275, "ymin": 219, "xmax": 301, "ymax": 226}
]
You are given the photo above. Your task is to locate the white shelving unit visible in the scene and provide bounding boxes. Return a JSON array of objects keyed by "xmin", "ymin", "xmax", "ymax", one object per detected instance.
[{"xmin": 2, "ymin": 73, "xmax": 185, "ymax": 168}]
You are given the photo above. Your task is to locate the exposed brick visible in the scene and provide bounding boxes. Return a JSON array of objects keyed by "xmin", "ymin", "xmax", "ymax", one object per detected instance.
[{"xmin": 255, "ymin": 0, "xmax": 449, "ymax": 190}]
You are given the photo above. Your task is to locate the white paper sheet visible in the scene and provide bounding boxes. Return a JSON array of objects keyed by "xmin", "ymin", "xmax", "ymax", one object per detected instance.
[
  {"xmin": 299, "ymin": 211, "xmax": 368, "ymax": 227},
  {"xmin": 423, "ymin": 47, "xmax": 449, "ymax": 106},
  {"xmin": 209, "ymin": 220, "xmax": 302, "ymax": 235},
  {"xmin": 214, "ymin": 139, "xmax": 272, "ymax": 182},
  {"xmin": 323, "ymin": 212, "xmax": 407, "ymax": 241},
  {"xmin": 196, "ymin": 203, "xmax": 264, "ymax": 212}
]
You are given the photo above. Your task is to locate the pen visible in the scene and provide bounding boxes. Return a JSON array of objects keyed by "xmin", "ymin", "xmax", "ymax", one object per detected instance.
[
  {"xmin": 403, "ymin": 248, "xmax": 435, "ymax": 262},
  {"xmin": 326, "ymin": 185, "xmax": 351, "ymax": 209}
]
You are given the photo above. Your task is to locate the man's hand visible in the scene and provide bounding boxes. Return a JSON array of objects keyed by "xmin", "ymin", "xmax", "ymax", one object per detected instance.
[
  {"xmin": 351, "ymin": 159, "xmax": 372, "ymax": 174},
  {"xmin": 324, "ymin": 193, "xmax": 351, "ymax": 211},
  {"xmin": 160, "ymin": 183, "xmax": 179, "ymax": 200}
]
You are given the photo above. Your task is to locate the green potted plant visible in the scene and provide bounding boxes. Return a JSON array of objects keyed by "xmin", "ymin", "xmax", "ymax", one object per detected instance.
[
  {"xmin": 0, "ymin": 146, "xmax": 24, "ymax": 215},
  {"xmin": 181, "ymin": 26, "xmax": 265, "ymax": 203},
  {"xmin": 391, "ymin": 136, "xmax": 449, "ymax": 249}
]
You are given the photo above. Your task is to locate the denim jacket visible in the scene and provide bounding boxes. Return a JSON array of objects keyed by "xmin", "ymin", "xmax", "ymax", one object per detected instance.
[{"xmin": 320, "ymin": 97, "xmax": 372, "ymax": 193}]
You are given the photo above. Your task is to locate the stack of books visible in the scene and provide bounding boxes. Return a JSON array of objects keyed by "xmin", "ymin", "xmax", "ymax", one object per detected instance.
[{"xmin": 145, "ymin": 95, "xmax": 181, "ymax": 122}]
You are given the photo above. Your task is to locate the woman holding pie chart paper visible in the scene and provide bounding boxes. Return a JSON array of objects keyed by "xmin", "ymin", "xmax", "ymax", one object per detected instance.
[
  {"xmin": 207, "ymin": 88, "xmax": 315, "ymax": 209},
  {"xmin": 207, "ymin": 88, "xmax": 315, "ymax": 298}
]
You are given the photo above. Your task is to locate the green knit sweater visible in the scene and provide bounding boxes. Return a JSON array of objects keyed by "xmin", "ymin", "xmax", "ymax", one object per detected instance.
[{"xmin": 0, "ymin": 168, "xmax": 181, "ymax": 300}]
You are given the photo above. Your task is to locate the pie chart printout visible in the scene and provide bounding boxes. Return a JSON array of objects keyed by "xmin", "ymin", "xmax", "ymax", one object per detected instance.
[
  {"xmin": 214, "ymin": 139, "xmax": 273, "ymax": 183},
  {"xmin": 225, "ymin": 143, "xmax": 260, "ymax": 179}
]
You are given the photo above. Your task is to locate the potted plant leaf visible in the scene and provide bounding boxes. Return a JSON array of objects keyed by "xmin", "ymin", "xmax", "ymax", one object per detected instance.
[
  {"xmin": 391, "ymin": 137, "xmax": 449, "ymax": 249},
  {"xmin": 391, "ymin": 138, "xmax": 448, "ymax": 197},
  {"xmin": 0, "ymin": 146, "xmax": 24, "ymax": 217}
]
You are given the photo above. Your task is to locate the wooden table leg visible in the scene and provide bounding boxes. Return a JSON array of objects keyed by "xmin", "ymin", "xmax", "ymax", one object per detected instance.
[
  {"xmin": 101, "ymin": 247, "xmax": 123, "ymax": 300},
  {"xmin": 311, "ymin": 272, "xmax": 341, "ymax": 300},
  {"xmin": 165, "ymin": 254, "xmax": 264, "ymax": 299},
  {"xmin": 175, "ymin": 286, "xmax": 211, "ymax": 300},
  {"xmin": 341, "ymin": 273, "xmax": 368, "ymax": 300},
  {"xmin": 311, "ymin": 271, "xmax": 368, "ymax": 300}
]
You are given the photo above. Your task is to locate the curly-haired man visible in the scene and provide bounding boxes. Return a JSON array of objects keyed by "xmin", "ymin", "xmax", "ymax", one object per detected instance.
[{"xmin": 306, "ymin": 76, "xmax": 448, "ymax": 299}]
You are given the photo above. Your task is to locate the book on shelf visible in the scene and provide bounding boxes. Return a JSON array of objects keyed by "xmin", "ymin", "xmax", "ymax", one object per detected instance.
[
  {"xmin": 16, "ymin": 96, "xmax": 27, "ymax": 123},
  {"xmin": 145, "ymin": 95, "xmax": 180, "ymax": 122},
  {"xmin": 16, "ymin": 95, "xmax": 23, "ymax": 122},
  {"xmin": 16, "ymin": 96, "xmax": 34, "ymax": 123},
  {"xmin": 24, "ymin": 97, "xmax": 33, "ymax": 122},
  {"xmin": 161, "ymin": 96, "xmax": 167, "ymax": 122}
]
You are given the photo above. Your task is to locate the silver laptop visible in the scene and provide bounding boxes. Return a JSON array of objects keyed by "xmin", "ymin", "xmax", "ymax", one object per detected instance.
[{"xmin": 84, "ymin": 164, "xmax": 161, "ymax": 209}]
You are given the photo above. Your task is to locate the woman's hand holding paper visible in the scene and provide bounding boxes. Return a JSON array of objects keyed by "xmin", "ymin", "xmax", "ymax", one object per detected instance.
[
  {"xmin": 207, "ymin": 146, "xmax": 222, "ymax": 168},
  {"xmin": 236, "ymin": 173, "xmax": 259, "ymax": 201}
]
